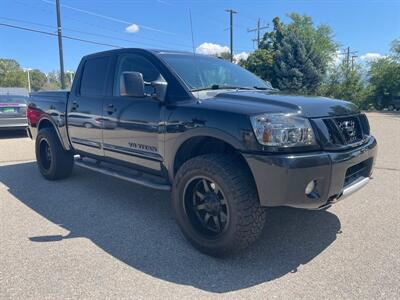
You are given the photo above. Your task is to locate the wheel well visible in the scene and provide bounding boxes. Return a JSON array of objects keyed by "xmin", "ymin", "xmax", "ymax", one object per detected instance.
[
  {"xmin": 38, "ymin": 119, "xmax": 54, "ymax": 132},
  {"xmin": 173, "ymin": 136, "xmax": 251, "ymax": 177}
]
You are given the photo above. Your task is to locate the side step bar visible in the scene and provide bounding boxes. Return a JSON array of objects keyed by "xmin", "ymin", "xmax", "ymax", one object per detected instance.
[{"xmin": 74, "ymin": 156, "xmax": 171, "ymax": 191}]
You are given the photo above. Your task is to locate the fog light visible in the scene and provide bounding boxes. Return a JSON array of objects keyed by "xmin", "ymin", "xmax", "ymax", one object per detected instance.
[{"xmin": 305, "ymin": 180, "xmax": 316, "ymax": 195}]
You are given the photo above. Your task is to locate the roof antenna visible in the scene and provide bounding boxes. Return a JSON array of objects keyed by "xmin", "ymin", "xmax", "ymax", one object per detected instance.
[{"xmin": 188, "ymin": 8, "xmax": 201, "ymax": 102}]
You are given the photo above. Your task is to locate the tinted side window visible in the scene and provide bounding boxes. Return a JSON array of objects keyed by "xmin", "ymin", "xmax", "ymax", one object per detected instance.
[
  {"xmin": 80, "ymin": 56, "xmax": 110, "ymax": 97},
  {"xmin": 114, "ymin": 54, "xmax": 162, "ymax": 96}
]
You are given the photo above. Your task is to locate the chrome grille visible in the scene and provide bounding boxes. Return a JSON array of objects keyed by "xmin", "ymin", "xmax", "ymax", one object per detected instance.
[
  {"xmin": 335, "ymin": 117, "xmax": 362, "ymax": 144},
  {"xmin": 319, "ymin": 114, "xmax": 370, "ymax": 149}
]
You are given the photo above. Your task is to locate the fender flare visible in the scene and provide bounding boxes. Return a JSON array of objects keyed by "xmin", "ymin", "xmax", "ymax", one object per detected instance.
[
  {"xmin": 37, "ymin": 116, "xmax": 71, "ymax": 151},
  {"xmin": 166, "ymin": 127, "xmax": 246, "ymax": 180}
]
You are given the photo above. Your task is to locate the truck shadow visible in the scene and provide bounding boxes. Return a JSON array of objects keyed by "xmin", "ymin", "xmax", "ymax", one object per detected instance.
[{"xmin": 0, "ymin": 161, "xmax": 341, "ymax": 293}]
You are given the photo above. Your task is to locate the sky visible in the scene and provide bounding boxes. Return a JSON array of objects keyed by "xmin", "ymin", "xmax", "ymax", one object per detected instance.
[{"xmin": 0, "ymin": 0, "xmax": 399, "ymax": 73}]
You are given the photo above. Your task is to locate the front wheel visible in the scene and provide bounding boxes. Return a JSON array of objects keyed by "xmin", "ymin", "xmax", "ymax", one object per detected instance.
[
  {"xmin": 35, "ymin": 128, "xmax": 74, "ymax": 180},
  {"xmin": 172, "ymin": 154, "xmax": 266, "ymax": 256}
]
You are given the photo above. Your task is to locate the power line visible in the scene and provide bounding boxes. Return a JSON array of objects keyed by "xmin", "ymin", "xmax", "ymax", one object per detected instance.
[
  {"xmin": 40, "ymin": 0, "xmax": 176, "ymax": 35},
  {"xmin": 12, "ymin": 0, "xmax": 195, "ymax": 49},
  {"xmin": 0, "ymin": 22, "xmax": 122, "ymax": 48},
  {"xmin": 0, "ymin": 16, "xmax": 192, "ymax": 50}
]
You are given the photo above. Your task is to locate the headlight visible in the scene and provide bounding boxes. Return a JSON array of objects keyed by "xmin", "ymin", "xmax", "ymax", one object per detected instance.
[{"xmin": 250, "ymin": 113, "xmax": 316, "ymax": 147}]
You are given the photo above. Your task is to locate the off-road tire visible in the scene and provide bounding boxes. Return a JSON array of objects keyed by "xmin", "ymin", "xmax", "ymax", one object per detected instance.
[
  {"xmin": 172, "ymin": 154, "xmax": 266, "ymax": 256},
  {"xmin": 35, "ymin": 128, "xmax": 74, "ymax": 180}
]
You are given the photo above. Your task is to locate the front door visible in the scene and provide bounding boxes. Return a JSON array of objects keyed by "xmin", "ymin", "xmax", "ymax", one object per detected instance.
[{"xmin": 102, "ymin": 53, "xmax": 165, "ymax": 173}]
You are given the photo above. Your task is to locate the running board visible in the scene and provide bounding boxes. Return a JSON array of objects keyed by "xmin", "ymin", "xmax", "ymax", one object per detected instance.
[{"xmin": 74, "ymin": 156, "xmax": 171, "ymax": 191}]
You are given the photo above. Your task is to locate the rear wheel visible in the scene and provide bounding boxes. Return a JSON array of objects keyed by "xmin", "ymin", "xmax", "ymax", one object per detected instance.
[
  {"xmin": 35, "ymin": 128, "xmax": 74, "ymax": 180},
  {"xmin": 172, "ymin": 154, "xmax": 266, "ymax": 256}
]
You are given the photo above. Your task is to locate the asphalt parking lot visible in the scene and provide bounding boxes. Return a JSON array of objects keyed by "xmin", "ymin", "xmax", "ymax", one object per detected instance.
[{"xmin": 1, "ymin": 112, "xmax": 399, "ymax": 299}]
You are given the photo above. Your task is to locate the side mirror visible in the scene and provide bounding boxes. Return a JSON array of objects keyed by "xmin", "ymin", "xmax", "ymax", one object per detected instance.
[
  {"xmin": 151, "ymin": 80, "xmax": 168, "ymax": 102},
  {"xmin": 120, "ymin": 72, "xmax": 145, "ymax": 97}
]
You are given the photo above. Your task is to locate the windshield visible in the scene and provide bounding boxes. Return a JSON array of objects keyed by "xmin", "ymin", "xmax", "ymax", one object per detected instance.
[
  {"xmin": 0, "ymin": 95, "xmax": 27, "ymax": 104},
  {"xmin": 160, "ymin": 54, "xmax": 271, "ymax": 91}
]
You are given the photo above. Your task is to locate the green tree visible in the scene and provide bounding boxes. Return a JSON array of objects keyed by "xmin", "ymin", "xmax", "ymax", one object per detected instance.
[
  {"xmin": 0, "ymin": 58, "xmax": 27, "ymax": 88},
  {"xmin": 239, "ymin": 49, "xmax": 273, "ymax": 80},
  {"xmin": 242, "ymin": 14, "xmax": 337, "ymax": 93},
  {"xmin": 30, "ymin": 69, "xmax": 47, "ymax": 91},
  {"xmin": 367, "ymin": 40, "xmax": 400, "ymax": 109},
  {"xmin": 320, "ymin": 59, "xmax": 367, "ymax": 108},
  {"xmin": 273, "ymin": 30, "xmax": 326, "ymax": 93},
  {"xmin": 243, "ymin": 17, "xmax": 285, "ymax": 82},
  {"xmin": 42, "ymin": 71, "xmax": 61, "ymax": 90}
]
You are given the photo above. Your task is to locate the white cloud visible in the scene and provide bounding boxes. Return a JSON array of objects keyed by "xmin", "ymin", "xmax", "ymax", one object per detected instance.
[
  {"xmin": 234, "ymin": 51, "xmax": 250, "ymax": 62},
  {"xmin": 196, "ymin": 42, "xmax": 230, "ymax": 55},
  {"xmin": 125, "ymin": 24, "xmax": 140, "ymax": 33},
  {"xmin": 360, "ymin": 52, "xmax": 385, "ymax": 62}
]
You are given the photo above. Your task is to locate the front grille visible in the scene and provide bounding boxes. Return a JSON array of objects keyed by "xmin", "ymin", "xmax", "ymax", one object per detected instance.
[
  {"xmin": 321, "ymin": 114, "xmax": 369, "ymax": 148},
  {"xmin": 344, "ymin": 158, "xmax": 373, "ymax": 187},
  {"xmin": 335, "ymin": 116, "xmax": 363, "ymax": 144}
]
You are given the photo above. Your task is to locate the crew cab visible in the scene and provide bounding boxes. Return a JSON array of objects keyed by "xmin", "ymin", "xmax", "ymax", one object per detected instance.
[{"xmin": 27, "ymin": 49, "xmax": 377, "ymax": 256}]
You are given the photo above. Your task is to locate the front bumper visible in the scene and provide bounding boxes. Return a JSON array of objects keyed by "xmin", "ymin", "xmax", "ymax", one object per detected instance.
[
  {"xmin": 243, "ymin": 136, "xmax": 377, "ymax": 209},
  {"xmin": 0, "ymin": 117, "xmax": 28, "ymax": 130}
]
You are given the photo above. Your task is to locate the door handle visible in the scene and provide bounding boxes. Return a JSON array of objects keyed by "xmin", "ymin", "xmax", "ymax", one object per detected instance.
[{"xmin": 106, "ymin": 104, "xmax": 116, "ymax": 115}]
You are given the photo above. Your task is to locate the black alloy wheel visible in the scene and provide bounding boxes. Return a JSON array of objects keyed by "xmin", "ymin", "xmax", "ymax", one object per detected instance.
[
  {"xmin": 39, "ymin": 139, "xmax": 52, "ymax": 170},
  {"xmin": 184, "ymin": 177, "xmax": 229, "ymax": 237}
]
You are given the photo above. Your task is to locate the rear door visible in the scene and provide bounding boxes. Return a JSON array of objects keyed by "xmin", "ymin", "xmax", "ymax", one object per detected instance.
[
  {"xmin": 102, "ymin": 53, "xmax": 165, "ymax": 173},
  {"xmin": 67, "ymin": 55, "xmax": 112, "ymax": 156}
]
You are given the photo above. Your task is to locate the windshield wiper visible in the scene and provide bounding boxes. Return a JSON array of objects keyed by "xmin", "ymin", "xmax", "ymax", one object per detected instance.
[{"xmin": 191, "ymin": 84, "xmax": 253, "ymax": 92}]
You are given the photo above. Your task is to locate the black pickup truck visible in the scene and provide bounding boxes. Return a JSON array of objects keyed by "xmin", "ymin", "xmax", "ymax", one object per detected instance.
[{"xmin": 27, "ymin": 49, "xmax": 377, "ymax": 256}]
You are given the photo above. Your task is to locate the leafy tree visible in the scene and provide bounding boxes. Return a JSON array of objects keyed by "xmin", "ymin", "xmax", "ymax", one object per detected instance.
[
  {"xmin": 243, "ymin": 17, "xmax": 284, "ymax": 82},
  {"xmin": 30, "ymin": 69, "xmax": 47, "ymax": 91},
  {"xmin": 273, "ymin": 30, "xmax": 326, "ymax": 93},
  {"xmin": 239, "ymin": 49, "xmax": 273, "ymax": 80},
  {"xmin": 0, "ymin": 58, "xmax": 27, "ymax": 88},
  {"xmin": 242, "ymin": 14, "xmax": 337, "ymax": 93},
  {"xmin": 367, "ymin": 39, "xmax": 400, "ymax": 109},
  {"xmin": 41, "ymin": 71, "xmax": 61, "ymax": 90},
  {"xmin": 320, "ymin": 59, "xmax": 367, "ymax": 108}
]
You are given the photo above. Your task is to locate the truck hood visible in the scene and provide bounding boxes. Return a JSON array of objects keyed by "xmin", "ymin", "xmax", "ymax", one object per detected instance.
[{"xmin": 199, "ymin": 90, "xmax": 359, "ymax": 118}]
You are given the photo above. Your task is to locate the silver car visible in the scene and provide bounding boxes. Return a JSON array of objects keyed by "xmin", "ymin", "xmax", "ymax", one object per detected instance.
[{"xmin": 0, "ymin": 95, "xmax": 28, "ymax": 130}]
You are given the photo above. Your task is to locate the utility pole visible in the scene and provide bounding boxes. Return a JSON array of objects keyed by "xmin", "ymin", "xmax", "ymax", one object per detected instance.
[
  {"xmin": 351, "ymin": 55, "xmax": 358, "ymax": 70},
  {"xmin": 340, "ymin": 46, "xmax": 358, "ymax": 70},
  {"xmin": 247, "ymin": 18, "xmax": 268, "ymax": 49},
  {"xmin": 339, "ymin": 46, "xmax": 358, "ymax": 78},
  {"xmin": 56, "ymin": 0, "xmax": 65, "ymax": 89},
  {"xmin": 225, "ymin": 9, "xmax": 237, "ymax": 62}
]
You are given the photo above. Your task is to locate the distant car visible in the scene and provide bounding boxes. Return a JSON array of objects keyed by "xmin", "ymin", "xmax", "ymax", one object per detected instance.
[{"xmin": 0, "ymin": 95, "xmax": 28, "ymax": 130}]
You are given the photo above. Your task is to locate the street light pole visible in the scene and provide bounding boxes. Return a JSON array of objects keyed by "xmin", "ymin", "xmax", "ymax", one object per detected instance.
[
  {"xmin": 66, "ymin": 70, "xmax": 74, "ymax": 86},
  {"xmin": 23, "ymin": 68, "xmax": 32, "ymax": 92}
]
